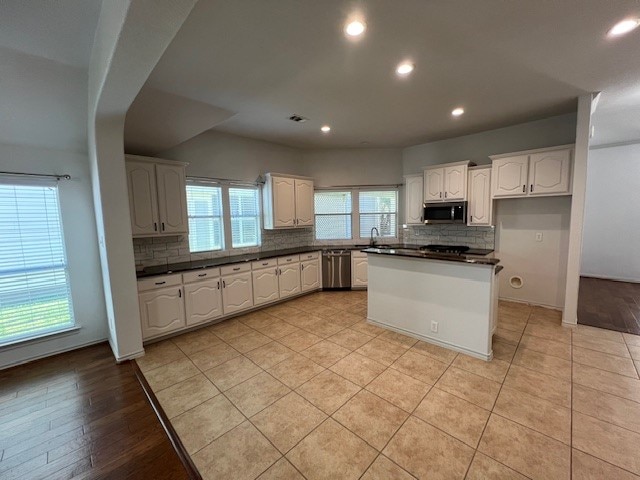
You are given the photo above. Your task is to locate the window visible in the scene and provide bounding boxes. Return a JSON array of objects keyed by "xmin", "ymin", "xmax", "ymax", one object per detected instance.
[
  {"xmin": 229, "ymin": 187, "xmax": 260, "ymax": 248},
  {"xmin": 314, "ymin": 191, "xmax": 352, "ymax": 240},
  {"xmin": 186, "ymin": 183, "xmax": 224, "ymax": 252},
  {"xmin": 0, "ymin": 180, "xmax": 75, "ymax": 345},
  {"xmin": 359, "ymin": 190, "xmax": 398, "ymax": 238}
]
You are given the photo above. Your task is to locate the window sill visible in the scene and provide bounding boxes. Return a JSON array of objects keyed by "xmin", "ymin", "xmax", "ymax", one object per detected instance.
[{"xmin": 0, "ymin": 326, "xmax": 81, "ymax": 350}]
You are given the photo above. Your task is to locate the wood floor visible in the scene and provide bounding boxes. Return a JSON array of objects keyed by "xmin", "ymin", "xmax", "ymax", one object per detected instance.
[
  {"xmin": 578, "ymin": 276, "xmax": 640, "ymax": 334},
  {"xmin": 0, "ymin": 342, "xmax": 190, "ymax": 480}
]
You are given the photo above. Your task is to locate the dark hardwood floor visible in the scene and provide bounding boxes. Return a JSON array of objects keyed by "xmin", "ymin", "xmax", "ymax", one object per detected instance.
[
  {"xmin": 0, "ymin": 343, "xmax": 191, "ymax": 480},
  {"xmin": 578, "ymin": 276, "xmax": 640, "ymax": 334}
]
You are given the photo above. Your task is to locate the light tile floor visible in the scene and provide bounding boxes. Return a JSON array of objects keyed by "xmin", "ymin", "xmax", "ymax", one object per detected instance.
[{"xmin": 137, "ymin": 291, "xmax": 640, "ymax": 480}]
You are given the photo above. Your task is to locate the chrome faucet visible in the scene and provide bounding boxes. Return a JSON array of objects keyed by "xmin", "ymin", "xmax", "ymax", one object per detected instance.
[{"xmin": 370, "ymin": 227, "xmax": 380, "ymax": 246}]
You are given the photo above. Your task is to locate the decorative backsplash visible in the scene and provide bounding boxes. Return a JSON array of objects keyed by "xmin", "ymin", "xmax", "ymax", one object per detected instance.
[{"xmin": 401, "ymin": 224, "xmax": 495, "ymax": 250}]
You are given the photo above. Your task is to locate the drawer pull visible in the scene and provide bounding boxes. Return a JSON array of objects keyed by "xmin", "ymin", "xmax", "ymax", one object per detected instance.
[
  {"xmin": 198, "ymin": 273, "xmax": 207, "ymax": 277},
  {"xmin": 262, "ymin": 262, "xmax": 268, "ymax": 266},
  {"xmin": 233, "ymin": 267, "xmax": 240, "ymax": 271},
  {"xmin": 155, "ymin": 281, "xmax": 166, "ymax": 285},
  {"xmin": 286, "ymin": 258, "xmax": 291, "ymax": 262}
]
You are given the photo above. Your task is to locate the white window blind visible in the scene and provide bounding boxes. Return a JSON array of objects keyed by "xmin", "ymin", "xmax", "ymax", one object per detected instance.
[
  {"xmin": 359, "ymin": 190, "xmax": 398, "ymax": 238},
  {"xmin": 229, "ymin": 187, "xmax": 260, "ymax": 248},
  {"xmin": 0, "ymin": 180, "xmax": 75, "ymax": 345},
  {"xmin": 186, "ymin": 183, "xmax": 224, "ymax": 252},
  {"xmin": 314, "ymin": 191, "xmax": 352, "ymax": 240}
]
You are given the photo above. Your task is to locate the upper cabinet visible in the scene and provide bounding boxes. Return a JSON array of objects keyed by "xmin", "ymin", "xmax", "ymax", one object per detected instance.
[
  {"xmin": 423, "ymin": 161, "xmax": 472, "ymax": 203},
  {"xmin": 467, "ymin": 166, "xmax": 493, "ymax": 226},
  {"xmin": 491, "ymin": 146, "xmax": 573, "ymax": 199},
  {"xmin": 404, "ymin": 174, "xmax": 424, "ymax": 224},
  {"xmin": 263, "ymin": 173, "xmax": 315, "ymax": 229},
  {"xmin": 126, "ymin": 155, "xmax": 188, "ymax": 237}
]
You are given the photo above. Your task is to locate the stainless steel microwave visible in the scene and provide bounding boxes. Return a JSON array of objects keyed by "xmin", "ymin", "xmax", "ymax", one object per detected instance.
[{"xmin": 423, "ymin": 201, "xmax": 467, "ymax": 224}]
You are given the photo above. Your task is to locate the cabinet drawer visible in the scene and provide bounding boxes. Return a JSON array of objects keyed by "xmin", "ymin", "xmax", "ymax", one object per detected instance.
[
  {"xmin": 138, "ymin": 274, "xmax": 182, "ymax": 292},
  {"xmin": 300, "ymin": 251, "xmax": 319, "ymax": 261},
  {"xmin": 252, "ymin": 258, "xmax": 277, "ymax": 270},
  {"xmin": 277, "ymin": 254, "xmax": 300, "ymax": 265},
  {"xmin": 220, "ymin": 263, "xmax": 251, "ymax": 276},
  {"xmin": 182, "ymin": 267, "xmax": 220, "ymax": 284}
]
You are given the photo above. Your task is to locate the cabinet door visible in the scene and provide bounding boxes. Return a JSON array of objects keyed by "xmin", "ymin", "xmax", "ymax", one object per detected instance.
[
  {"xmin": 444, "ymin": 165, "xmax": 467, "ymax": 200},
  {"xmin": 126, "ymin": 161, "xmax": 159, "ymax": 236},
  {"xmin": 529, "ymin": 149, "xmax": 571, "ymax": 196},
  {"xmin": 491, "ymin": 155, "xmax": 529, "ymax": 198},
  {"xmin": 278, "ymin": 263, "xmax": 301, "ymax": 299},
  {"xmin": 468, "ymin": 169, "xmax": 492, "ymax": 226},
  {"xmin": 139, "ymin": 287, "xmax": 185, "ymax": 339},
  {"xmin": 222, "ymin": 272, "xmax": 253, "ymax": 315},
  {"xmin": 272, "ymin": 176, "xmax": 296, "ymax": 227},
  {"xmin": 252, "ymin": 268, "xmax": 280, "ymax": 306},
  {"xmin": 301, "ymin": 259, "xmax": 320, "ymax": 292},
  {"xmin": 424, "ymin": 168, "xmax": 444, "ymax": 202},
  {"xmin": 351, "ymin": 254, "xmax": 368, "ymax": 288},
  {"xmin": 156, "ymin": 163, "xmax": 188, "ymax": 234},
  {"xmin": 404, "ymin": 175, "xmax": 424, "ymax": 224},
  {"xmin": 294, "ymin": 179, "xmax": 314, "ymax": 226},
  {"xmin": 184, "ymin": 279, "xmax": 222, "ymax": 326}
]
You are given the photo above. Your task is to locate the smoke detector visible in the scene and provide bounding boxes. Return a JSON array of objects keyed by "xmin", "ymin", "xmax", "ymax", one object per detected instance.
[{"xmin": 288, "ymin": 114, "xmax": 308, "ymax": 123}]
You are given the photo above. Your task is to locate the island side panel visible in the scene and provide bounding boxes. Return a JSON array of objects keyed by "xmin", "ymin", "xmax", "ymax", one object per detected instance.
[{"xmin": 367, "ymin": 254, "xmax": 495, "ymax": 360}]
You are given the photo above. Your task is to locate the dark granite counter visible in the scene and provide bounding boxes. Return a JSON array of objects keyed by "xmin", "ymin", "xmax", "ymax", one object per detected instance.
[{"xmin": 362, "ymin": 247, "xmax": 500, "ymax": 266}]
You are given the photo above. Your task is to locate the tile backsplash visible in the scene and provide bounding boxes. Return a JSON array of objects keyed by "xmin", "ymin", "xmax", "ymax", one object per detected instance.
[{"xmin": 133, "ymin": 224, "xmax": 495, "ymax": 269}]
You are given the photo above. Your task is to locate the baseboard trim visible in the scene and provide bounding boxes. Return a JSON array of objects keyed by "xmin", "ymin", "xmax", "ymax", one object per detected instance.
[
  {"xmin": 0, "ymin": 338, "xmax": 108, "ymax": 371},
  {"xmin": 581, "ymin": 274, "xmax": 640, "ymax": 284},
  {"xmin": 131, "ymin": 360, "xmax": 202, "ymax": 480},
  {"xmin": 498, "ymin": 296, "xmax": 563, "ymax": 311}
]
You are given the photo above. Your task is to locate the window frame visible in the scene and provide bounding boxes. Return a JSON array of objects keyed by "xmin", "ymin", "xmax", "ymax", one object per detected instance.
[
  {"xmin": 313, "ymin": 190, "xmax": 353, "ymax": 241},
  {"xmin": 0, "ymin": 177, "xmax": 76, "ymax": 347},
  {"xmin": 228, "ymin": 186, "xmax": 261, "ymax": 249},
  {"xmin": 185, "ymin": 181, "xmax": 225, "ymax": 253},
  {"xmin": 313, "ymin": 187, "xmax": 399, "ymax": 241}
]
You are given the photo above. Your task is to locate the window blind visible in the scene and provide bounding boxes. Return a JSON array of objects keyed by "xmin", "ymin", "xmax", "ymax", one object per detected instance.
[
  {"xmin": 229, "ymin": 187, "xmax": 260, "ymax": 248},
  {"xmin": 186, "ymin": 183, "xmax": 224, "ymax": 252},
  {"xmin": 359, "ymin": 190, "xmax": 398, "ymax": 238},
  {"xmin": 0, "ymin": 180, "xmax": 75, "ymax": 345},
  {"xmin": 314, "ymin": 191, "xmax": 352, "ymax": 240}
]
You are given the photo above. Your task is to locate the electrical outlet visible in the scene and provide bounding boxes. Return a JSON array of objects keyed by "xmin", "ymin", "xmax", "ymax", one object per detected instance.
[
  {"xmin": 535, "ymin": 232, "xmax": 543, "ymax": 242},
  {"xmin": 430, "ymin": 321, "xmax": 438, "ymax": 333}
]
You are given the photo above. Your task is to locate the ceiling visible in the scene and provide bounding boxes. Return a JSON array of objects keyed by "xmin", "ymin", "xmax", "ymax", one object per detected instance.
[{"xmin": 141, "ymin": 0, "xmax": 640, "ymax": 149}]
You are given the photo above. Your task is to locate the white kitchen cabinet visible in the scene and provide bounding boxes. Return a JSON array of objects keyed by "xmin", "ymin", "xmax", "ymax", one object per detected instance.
[
  {"xmin": 139, "ymin": 286, "xmax": 185, "ymax": 339},
  {"xmin": 468, "ymin": 167, "xmax": 493, "ymax": 226},
  {"xmin": 423, "ymin": 161, "xmax": 471, "ymax": 203},
  {"xmin": 404, "ymin": 174, "xmax": 424, "ymax": 224},
  {"xmin": 529, "ymin": 149, "xmax": 572, "ymax": 196},
  {"xmin": 184, "ymin": 278, "xmax": 223, "ymax": 326},
  {"xmin": 351, "ymin": 251, "xmax": 368, "ymax": 288},
  {"xmin": 252, "ymin": 267, "xmax": 279, "ymax": 306},
  {"xmin": 222, "ymin": 271, "xmax": 253, "ymax": 315},
  {"xmin": 279, "ymin": 263, "xmax": 301, "ymax": 299},
  {"xmin": 263, "ymin": 173, "xmax": 315, "ymax": 229},
  {"xmin": 490, "ymin": 146, "xmax": 573, "ymax": 198},
  {"xmin": 126, "ymin": 155, "xmax": 188, "ymax": 237},
  {"xmin": 301, "ymin": 259, "xmax": 320, "ymax": 292}
]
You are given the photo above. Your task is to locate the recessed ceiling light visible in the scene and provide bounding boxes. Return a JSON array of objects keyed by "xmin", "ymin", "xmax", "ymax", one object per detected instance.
[
  {"xmin": 396, "ymin": 62, "xmax": 414, "ymax": 76},
  {"xmin": 451, "ymin": 107, "xmax": 465, "ymax": 117},
  {"xmin": 321, "ymin": 125, "xmax": 331, "ymax": 133},
  {"xmin": 345, "ymin": 20, "xmax": 366, "ymax": 37},
  {"xmin": 608, "ymin": 18, "xmax": 640, "ymax": 37}
]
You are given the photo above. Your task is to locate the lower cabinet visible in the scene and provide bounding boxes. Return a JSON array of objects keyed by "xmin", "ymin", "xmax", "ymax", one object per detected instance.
[
  {"xmin": 139, "ymin": 286, "xmax": 186, "ymax": 339},
  {"xmin": 301, "ymin": 259, "xmax": 320, "ymax": 292},
  {"xmin": 222, "ymin": 271, "xmax": 254, "ymax": 315},
  {"xmin": 279, "ymin": 263, "xmax": 301, "ymax": 299},
  {"xmin": 184, "ymin": 278, "xmax": 223, "ymax": 326},
  {"xmin": 351, "ymin": 252, "xmax": 368, "ymax": 288},
  {"xmin": 252, "ymin": 268, "xmax": 279, "ymax": 306}
]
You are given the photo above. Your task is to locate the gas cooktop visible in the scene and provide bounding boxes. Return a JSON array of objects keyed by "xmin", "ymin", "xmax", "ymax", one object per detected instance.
[{"xmin": 419, "ymin": 244, "xmax": 493, "ymax": 256}]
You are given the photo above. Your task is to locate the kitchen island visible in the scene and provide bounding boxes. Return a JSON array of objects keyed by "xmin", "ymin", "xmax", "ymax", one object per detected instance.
[{"xmin": 363, "ymin": 247, "xmax": 501, "ymax": 360}]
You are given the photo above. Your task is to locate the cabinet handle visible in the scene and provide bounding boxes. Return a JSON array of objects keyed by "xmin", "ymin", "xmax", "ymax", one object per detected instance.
[
  {"xmin": 439, "ymin": 192, "xmax": 442, "ymax": 198},
  {"xmin": 155, "ymin": 281, "xmax": 166, "ymax": 285},
  {"xmin": 198, "ymin": 273, "xmax": 207, "ymax": 277},
  {"xmin": 222, "ymin": 280, "xmax": 226, "ymax": 288},
  {"xmin": 161, "ymin": 222, "xmax": 165, "ymax": 231},
  {"xmin": 217, "ymin": 281, "xmax": 220, "ymax": 289},
  {"xmin": 178, "ymin": 289, "xmax": 181, "ymax": 298},
  {"xmin": 233, "ymin": 267, "xmax": 240, "ymax": 271},
  {"xmin": 444, "ymin": 192, "xmax": 447, "ymax": 198},
  {"xmin": 275, "ymin": 268, "xmax": 278, "ymax": 276},
  {"xmin": 530, "ymin": 184, "xmax": 533, "ymax": 193},
  {"xmin": 262, "ymin": 262, "xmax": 268, "ymax": 266},
  {"xmin": 154, "ymin": 222, "xmax": 158, "ymax": 231},
  {"xmin": 522, "ymin": 185, "xmax": 526, "ymax": 193},
  {"xmin": 470, "ymin": 215, "xmax": 473, "ymax": 222},
  {"xmin": 301, "ymin": 264, "xmax": 304, "ymax": 270}
]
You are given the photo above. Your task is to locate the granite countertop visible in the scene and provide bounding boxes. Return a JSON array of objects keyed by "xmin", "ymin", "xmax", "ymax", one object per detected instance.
[{"xmin": 362, "ymin": 247, "xmax": 500, "ymax": 266}]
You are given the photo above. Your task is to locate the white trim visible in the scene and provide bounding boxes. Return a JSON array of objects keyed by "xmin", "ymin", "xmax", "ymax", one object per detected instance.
[
  {"xmin": 421, "ymin": 160, "xmax": 473, "ymax": 170},
  {"xmin": 125, "ymin": 154, "xmax": 189, "ymax": 167},
  {"xmin": 580, "ymin": 274, "xmax": 640, "ymax": 284},
  {"xmin": 489, "ymin": 143, "xmax": 575, "ymax": 160},
  {"xmin": 114, "ymin": 348, "xmax": 145, "ymax": 363},
  {"xmin": 0, "ymin": 326, "xmax": 81, "ymax": 350},
  {"xmin": 498, "ymin": 296, "xmax": 563, "ymax": 311},
  {"xmin": 0, "ymin": 337, "xmax": 106, "ymax": 371},
  {"xmin": 589, "ymin": 139, "xmax": 640, "ymax": 150}
]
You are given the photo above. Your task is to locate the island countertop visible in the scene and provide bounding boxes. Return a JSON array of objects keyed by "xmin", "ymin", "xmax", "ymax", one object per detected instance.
[{"xmin": 361, "ymin": 247, "xmax": 500, "ymax": 266}]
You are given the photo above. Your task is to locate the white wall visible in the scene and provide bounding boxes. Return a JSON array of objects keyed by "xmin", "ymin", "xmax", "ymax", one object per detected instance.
[
  {"xmin": 581, "ymin": 143, "xmax": 640, "ymax": 282},
  {"xmin": 302, "ymin": 148, "xmax": 403, "ymax": 187},
  {"xmin": 0, "ymin": 142, "xmax": 108, "ymax": 369},
  {"xmin": 495, "ymin": 197, "xmax": 571, "ymax": 308},
  {"xmin": 402, "ymin": 113, "xmax": 577, "ymax": 308},
  {"xmin": 161, "ymin": 130, "xmax": 304, "ymax": 180}
]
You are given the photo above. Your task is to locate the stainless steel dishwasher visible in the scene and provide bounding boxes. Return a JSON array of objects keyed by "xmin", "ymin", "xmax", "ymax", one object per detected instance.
[{"xmin": 322, "ymin": 250, "xmax": 351, "ymax": 289}]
